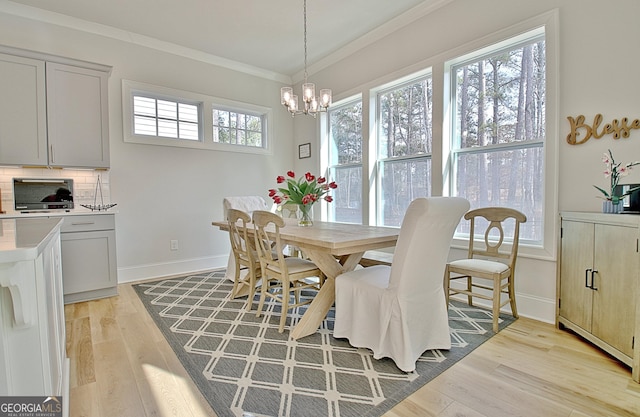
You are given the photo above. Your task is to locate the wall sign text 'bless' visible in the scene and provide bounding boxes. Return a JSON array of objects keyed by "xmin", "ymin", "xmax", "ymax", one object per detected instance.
[{"xmin": 566, "ymin": 114, "xmax": 640, "ymax": 145}]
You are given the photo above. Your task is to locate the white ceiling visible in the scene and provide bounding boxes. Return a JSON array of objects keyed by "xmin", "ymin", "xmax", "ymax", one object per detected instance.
[{"xmin": 3, "ymin": 0, "xmax": 450, "ymax": 79}]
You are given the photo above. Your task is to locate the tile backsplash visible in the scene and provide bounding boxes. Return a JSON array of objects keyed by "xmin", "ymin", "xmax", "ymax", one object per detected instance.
[{"xmin": 0, "ymin": 167, "xmax": 111, "ymax": 214}]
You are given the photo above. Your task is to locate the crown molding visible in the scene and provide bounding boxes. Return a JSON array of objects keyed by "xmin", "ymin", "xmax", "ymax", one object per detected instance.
[
  {"xmin": 294, "ymin": 0, "xmax": 454, "ymax": 83},
  {"xmin": 0, "ymin": 0, "xmax": 292, "ymax": 84},
  {"xmin": 0, "ymin": 0, "xmax": 452, "ymax": 85}
]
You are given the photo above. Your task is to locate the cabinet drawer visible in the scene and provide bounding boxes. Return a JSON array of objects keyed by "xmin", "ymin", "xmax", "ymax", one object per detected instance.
[{"xmin": 60, "ymin": 215, "xmax": 114, "ymax": 233}]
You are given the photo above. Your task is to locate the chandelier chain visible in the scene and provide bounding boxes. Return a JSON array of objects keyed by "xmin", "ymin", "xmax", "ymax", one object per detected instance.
[{"xmin": 303, "ymin": 0, "xmax": 308, "ymax": 83}]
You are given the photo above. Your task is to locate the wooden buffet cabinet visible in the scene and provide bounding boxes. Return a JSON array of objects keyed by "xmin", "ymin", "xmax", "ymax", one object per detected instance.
[{"xmin": 558, "ymin": 212, "xmax": 640, "ymax": 383}]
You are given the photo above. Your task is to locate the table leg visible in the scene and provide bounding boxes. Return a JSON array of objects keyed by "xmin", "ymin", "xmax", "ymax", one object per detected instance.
[{"xmin": 289, "ymin": 250, "xmax": 363, "ymax": 340}]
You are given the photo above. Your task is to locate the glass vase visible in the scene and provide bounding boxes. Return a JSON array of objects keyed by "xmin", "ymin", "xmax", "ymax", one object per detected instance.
[
  {"xmin": 602, "ymin": 199, "xmax": 622, "ymax": 214},
  {"xmin": 297, "ymin": 203, "xmax": 314, "ymax": 227}
]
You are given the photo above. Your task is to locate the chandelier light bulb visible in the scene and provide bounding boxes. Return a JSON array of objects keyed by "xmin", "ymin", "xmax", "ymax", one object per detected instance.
[
  {"xmin": 303, "ymin": 83, "xmax": 315, "ymax": 103},
  {"xmin": 289, "ymin": 95, "xmax": 299, "ymax": 113},
  {"xmin": 319, "ymin": 89, "xmax": 332, "ymax": 108},
  {"xmin": 309, "ymin": 97, "xmax": 319, "ymax": 113},
  {"xmin": 281, "ymin": 87, "xmax": 293, "ymax": 106}
]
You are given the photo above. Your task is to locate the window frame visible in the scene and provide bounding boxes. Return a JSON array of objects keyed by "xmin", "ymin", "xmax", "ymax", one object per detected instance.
[
  {"xmin": 443, "ymin": 19, "xmax": 557, "ymax": 259},
  {"xmin": 372, "ymin": 71, "xmax": 434, "ymax": 227},
  {"xmin": 448, "ymin": 28, "xmax": 546, "ymax": 246},
  {"xmin": 324, "ymin": 95, "xmax": 364, "ymax": 224},
  {"xmin": 122, "ymin": 79, "xmax": 272, "ymax": 155},
  {"xmin": 321, "ymin": 10, "xmax": 558, "ymax": 260},
  {"xmin": 212, "ymin": 104, "xmax": 267, "ymax": 149},
  {"xmin": 132, "ymin": 93, "xmax": 202, "ymax": 141}
]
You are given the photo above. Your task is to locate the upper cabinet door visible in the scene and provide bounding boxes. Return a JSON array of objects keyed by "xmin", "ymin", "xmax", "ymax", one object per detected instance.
[
  {"xmin": 46, "ymin": 62, "xmax": 110, "ymax": 168},
  {"xmin": 0, "ymin": 54, "xmax": 48, "ymax": 166}
]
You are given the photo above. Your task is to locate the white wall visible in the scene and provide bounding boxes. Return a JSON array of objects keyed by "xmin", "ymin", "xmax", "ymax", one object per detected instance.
[
  {"xmin": 0, "ymin": 11, "xmax": 294, "ymax": 281},
  {"xmin": 294, "ymin": 0, "xmax": 640, "ymax": 323},
  {"xmin": 308, "ymin": 0, "xmax": 640, "ymax": 211},
  {"xmin": 1, "ymin": 0, "xmax": 639, "ymax": 323}
]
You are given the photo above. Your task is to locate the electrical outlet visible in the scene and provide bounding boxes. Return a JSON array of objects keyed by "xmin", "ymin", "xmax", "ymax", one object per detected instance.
[{"xmin": 170, "ymin": 240, "xmax": 179, "ymax": 251}]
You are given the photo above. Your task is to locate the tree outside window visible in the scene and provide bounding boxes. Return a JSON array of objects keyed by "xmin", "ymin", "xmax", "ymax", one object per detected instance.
[
  {"xmin": 323, "ymin": 28, "xmax": 547, "ymax": 244},
  {"xmin": 213, "ymin": 108, "xmax": 264, "ymax": 148},
  {"xmin": 328, "ymin": 100, "xmax": 362, "ymax": 224},
  {"xmin": 377, "ymin": 76, "xmax": 433, "ymax": 227},
  {"xmin": 451, "ymin": 33, "xmax": 545, "ymax": 243}
]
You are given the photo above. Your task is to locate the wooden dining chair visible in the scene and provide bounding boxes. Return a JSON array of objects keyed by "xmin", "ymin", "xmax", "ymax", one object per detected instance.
[
  {"xmin": 226, "ymin": 208, "xmax": 261, "ymax": 310},
  {"xmin": 252, "ymin": 210, "xmax": 324, "ymax": 333},
  {"xmin": 445, "ymin": 207, "xmax": 527, "ymax": 332},
  {"xmin": 275, "ymin": 203, "xmax": 303, "ymax": 258},
  {"xmin": 222, "ymin": 196, "xmax": 270, "ymax": 282}
]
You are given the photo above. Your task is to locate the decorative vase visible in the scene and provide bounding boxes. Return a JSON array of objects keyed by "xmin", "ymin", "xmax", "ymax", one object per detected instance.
[
  {"xmin": 602, "ymin": 199, "xmax": 622, "ymax": 214},
  {"xmin": 297, "ymin": 203, "xmax": 314, "ymax": 227}
]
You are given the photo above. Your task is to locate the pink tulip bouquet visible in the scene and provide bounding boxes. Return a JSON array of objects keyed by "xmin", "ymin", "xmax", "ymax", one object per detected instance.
[
  {"xmin": 268, "ymin": 171, "xmax": 337, "ymax": 206},
  {"xmin": 268, "ymin": 171, "xmax": 337, "ymax": 226}
]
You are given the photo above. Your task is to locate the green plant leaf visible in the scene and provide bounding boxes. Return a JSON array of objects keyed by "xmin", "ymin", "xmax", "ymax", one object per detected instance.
[{"xmin": 593, "ymin": 185, "xmax": 611, "ymax": 198}]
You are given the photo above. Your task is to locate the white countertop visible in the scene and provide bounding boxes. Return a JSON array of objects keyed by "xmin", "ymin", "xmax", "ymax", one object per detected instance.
[
  {"xmin": 0, "ymin": 207, "xmax": 117, "ymax": 219},
  {"xmin": 0, "ymin": 217, "xmax": 63, "ymax": 263}
]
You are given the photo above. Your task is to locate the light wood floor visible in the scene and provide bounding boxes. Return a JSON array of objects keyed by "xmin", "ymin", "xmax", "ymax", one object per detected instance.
[{"xmin": 64, "ymin": 280, "xmax": 640, "ymax": 417}]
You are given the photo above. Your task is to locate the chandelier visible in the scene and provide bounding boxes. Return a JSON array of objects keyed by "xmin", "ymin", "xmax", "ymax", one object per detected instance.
[{"xmin": 280, "ymin": 0, "xmax": 332, "ymax": 117}]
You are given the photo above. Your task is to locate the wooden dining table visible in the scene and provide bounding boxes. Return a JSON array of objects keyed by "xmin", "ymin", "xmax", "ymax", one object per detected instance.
[{"xmin": 212, "ymin": 218, "xmax": 399, "ymax": 339}]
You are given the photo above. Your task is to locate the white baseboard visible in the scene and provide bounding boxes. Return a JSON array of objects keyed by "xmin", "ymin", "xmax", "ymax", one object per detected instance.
[
  {"xmin": 449, "ymin": 290, "xmax": 555, "ymax": 324},
  {"xmin": 514, "ymin": 293, "xmax": 556, "ymax": 324},
  {"xmin": 117, "ymin": 255, "xmax": 227, "ymax": 284}
]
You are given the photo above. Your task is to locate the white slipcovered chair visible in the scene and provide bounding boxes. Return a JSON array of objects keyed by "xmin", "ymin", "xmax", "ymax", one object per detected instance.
[
  {"xmin": 333, "ymin": 197, "xmax": 470, "ymax": 372},
  {"xmin": 222, "ymin": 196, "xmax": 270, "ymax": 282}
]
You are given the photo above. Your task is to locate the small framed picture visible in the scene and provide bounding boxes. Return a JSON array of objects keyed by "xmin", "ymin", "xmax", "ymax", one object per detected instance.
[{"xmin": 298, "ymin": 143, "xmax": 311, "ymax": 159}]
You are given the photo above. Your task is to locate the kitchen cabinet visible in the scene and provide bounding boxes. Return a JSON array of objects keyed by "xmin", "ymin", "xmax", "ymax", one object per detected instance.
[
  {"xmin": 0, "ymin": 53, "xmax": 48, "ymax": 166},
  {"xmin": 0, "ymin": 47, "xmax": 111, "ymax": 168},
  {"xmin": 558, "ymin": 212, "xmax": 640, "ymax": 383},
  {"xmin": 0, "ymin": 218, "xmax": 69, "ymax": 415},
  {"xmin": 46, "ymin": 62, "xmax": 110, "ymax": 168},
  {"xmin": 59, "ymin": 214, "xmax": 118, "ymax": 303}
]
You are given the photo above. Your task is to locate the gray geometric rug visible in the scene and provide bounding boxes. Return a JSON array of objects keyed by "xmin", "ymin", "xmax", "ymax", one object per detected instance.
[{"xmin": 133, "ymin": 269, "xmax": 515, "ymax": 417}]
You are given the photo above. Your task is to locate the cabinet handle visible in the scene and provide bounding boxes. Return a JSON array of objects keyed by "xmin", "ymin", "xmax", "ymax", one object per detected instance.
[
  {"xmin": 50, "ymin": 144, "xmax": 54, "ymax": 163},
  {"xmin": 71, "ymin": 221, "xmax": 96, "ymax": 226},
  {"xmin": 585, "ymin": 268, "xmax": 592, "ymax": 288},
  {"xmin": 590, "ymin": 269, "xmax": 598, "ymax": 291}
]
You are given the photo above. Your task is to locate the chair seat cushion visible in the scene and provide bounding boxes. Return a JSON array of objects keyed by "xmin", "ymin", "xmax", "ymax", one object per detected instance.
[
  {"xmin": 265, "ymin": 257, "xmax": 319, "ymax": 275},
  {"xmin": 449, "ymin": 258, "xmax": 509, "ymax": 274},
  {"xmin": 237, "ymin": 249, "xmax": 258, "ymax": 263}
]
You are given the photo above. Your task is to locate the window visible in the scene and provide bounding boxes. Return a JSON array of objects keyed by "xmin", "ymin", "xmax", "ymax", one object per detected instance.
[
  {"xmin": 212, "ymin": 108, "xmax": 264, "ymax": 147},
  {"xmin": 327, "ymin": 98, "xmax": 363, "ymax": 223},
  {"xmin": 321, "ymin": 13, "xmax": 557, "ymax": 254},
  {"xmin": 133, "ymin": 95, "xmax": 200, "ymax": 140},
  {"xmin": 376, "ymin": 73, "xmax": 433, "ymax": 227},
  {"xmin": 122, "ymin": 80, "xmax": 271, "ymax": 154},
  {"xmin": 449, "ymin": 28, "xmax": 545, "ymax": 244}
]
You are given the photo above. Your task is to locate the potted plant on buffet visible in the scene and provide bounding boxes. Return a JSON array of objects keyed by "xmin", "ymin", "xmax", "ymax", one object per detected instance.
[{"xmin": 594, "ymin": 149, "xmax": 640, "ymax": 213}]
